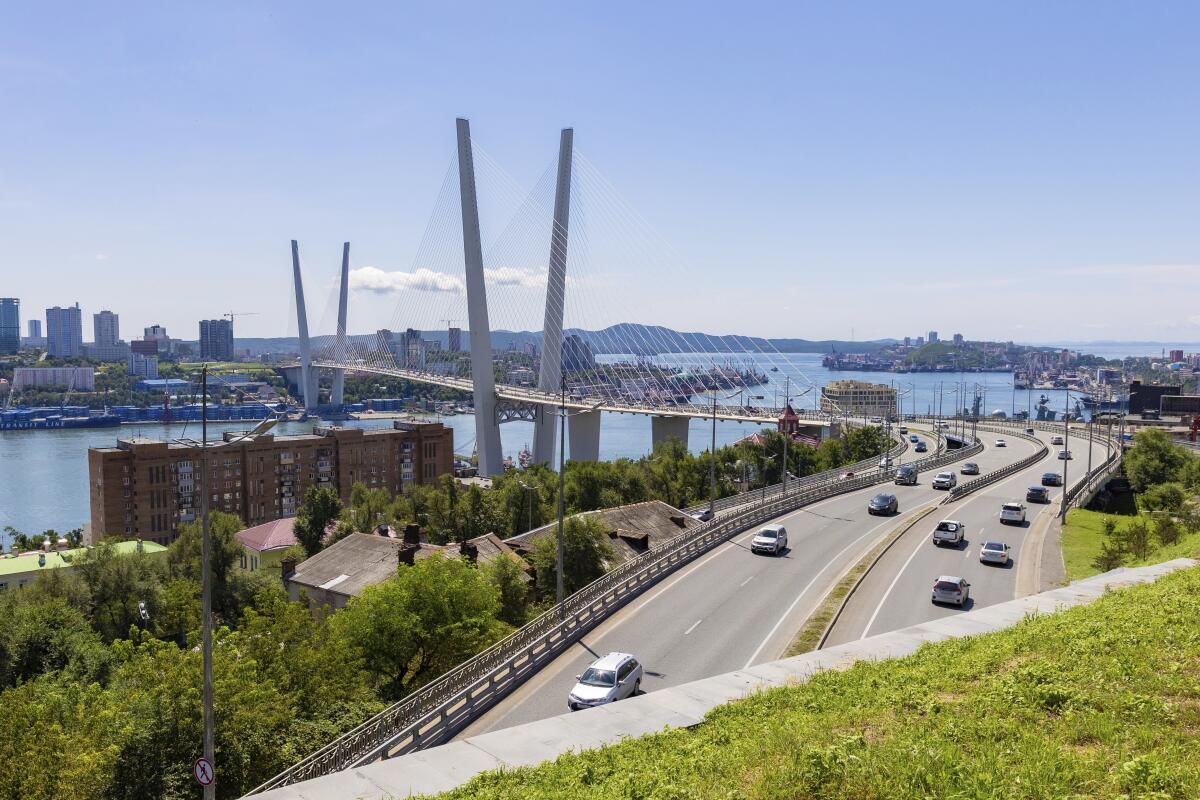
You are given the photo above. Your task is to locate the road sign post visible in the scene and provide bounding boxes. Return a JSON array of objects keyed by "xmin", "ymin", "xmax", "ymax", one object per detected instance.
[{"xmin": 194, "ymin": 758, "xmax": 214, "ymax": 788}]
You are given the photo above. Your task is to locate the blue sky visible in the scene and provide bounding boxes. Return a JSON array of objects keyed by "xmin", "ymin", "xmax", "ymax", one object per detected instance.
[{"xmin": 2, "ymin": 2, "xmax": 1198, "ymax": 344}]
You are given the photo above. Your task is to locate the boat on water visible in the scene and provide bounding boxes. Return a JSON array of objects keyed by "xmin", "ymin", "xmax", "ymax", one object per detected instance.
[
  {"xmin": 770, "ymin": 366, "xmax": 779, "ymax": 372},
  {"xmin": 517, "ymin": 444, "xmax": 533, "ymax": 469}
]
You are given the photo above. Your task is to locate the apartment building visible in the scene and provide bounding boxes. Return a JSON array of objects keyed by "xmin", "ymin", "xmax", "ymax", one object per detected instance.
[
  {"xmin": 88, "ymin": 420, "xmax": 453, "ymax": 545},
  {"xmin": 820, "ymin": 379, "xmax": 898, "ymax": 418}
]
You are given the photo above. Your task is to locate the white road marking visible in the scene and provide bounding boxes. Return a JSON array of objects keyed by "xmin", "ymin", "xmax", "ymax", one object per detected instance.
[
  {"xmin": 740, "ymin": 574, "xmax": 756, "ymax": 587},
  {"xmin": 684, "ymin": 619, "xmax": 703, "ymax": 635}
]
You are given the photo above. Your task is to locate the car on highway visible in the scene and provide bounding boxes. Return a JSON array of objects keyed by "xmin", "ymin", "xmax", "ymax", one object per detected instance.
[
  {"xmin": 751, "ymin": 524, "xmax": 788, "ymax": 555},
  {"xmin": 914, "ymin": 441, "xmax": 928, "ymax": 453},
  {"xmin": 1058, "ymin": 449, "xmax": 1073, "ymax": 460},
  {"xmin": 1050, "ymin": 434, "xmax": 1064, "ymax": 445},
  {"xmin": 999, "ymin": 502, "xmax": 1027, "ymax": 525},
  {"xmin": 898, "ymin": 426, "xmax": 908, "ymax": 435},
  {"xmin": 1026, "ymin": 486, "xmax": 1051, "ymax": 503},
  {"xmin": 909, "ymin": 434, "xmax": 920, "ymax": 443},
  {"xmin": 994, "ymin": 437, "xmax": 1007, "ymax": 447},
  {"xmin": 932, "ymin": 471, "xmax": 957, "ymax": 490},
  {"xmin": 868, "ymin": 493, "xmax": 898, "ymax": 515},
  {"xmin": 1041, "ymin": 472, "xmax": 1063, "ymax": 486},
  {"xmin": 932, "ymin": 575, "xmax": 971, "ymax": 606},
  {"xmin": 691, "ymin": 508, "xmax": 714, "ymax": 522},
  {"xmin": 839, "ymin": 470, "xmax": 855, "ymax": 480},
  {"xmin": 870, "ymin": 416, "xmax": 883, "ymax": 423},
  {"xmin": 1024, "ymin": 427, "xmax": 1036, "ymax": 435},
  {"xmin": 879, "ymin": 456, "xmax": 893, "ymax": 469},
  {"xmin": 979, "ymin": 540, "xmax": 1010, "ymax": 566},
  {"xmin": 932, "ymin": 519, "xmax": 966, "ymax": 546},
  {"xmin": 894, "ymin": 464, "xmax": 917, "ymax": 485},
  {"xmin": 568, "ymin": 652, "xmax": 642, "ymax": 711},
  {"xmin": 937, "ymin": 421, "xmax": 950, "ymax": 429},
  {"xmin": 961, "ymin": 462, "xmax": 980, "ymax": 475}
]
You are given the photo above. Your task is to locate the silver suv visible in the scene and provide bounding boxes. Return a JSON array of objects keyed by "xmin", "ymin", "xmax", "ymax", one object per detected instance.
[{"xmin": 932, "ymin": 471, "xmax": 957, "ymax": 490}]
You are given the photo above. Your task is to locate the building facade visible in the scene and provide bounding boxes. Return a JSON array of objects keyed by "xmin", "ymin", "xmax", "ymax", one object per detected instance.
[
  {"xmin": 448, "ymin": 326, "xmax": 462, "ymax": 352},
  {"xmin": 0, "ymin": 539, "xmax": 167, "ymax": 592},
  {"xmin": 27, "ymin": 319, "xmax": 41, "ymax": 339},
  {"xmin": 820, "ymin": 379, "xmax": 898, "ymax": 418},
  {"xmin": 46, "ymin": 304, "xmax": 83, "ymax": 357},
  {"xmin": 88, "ymin": 420, "xmax": 454, "ymax": 545},
  {"xmin": 0, "ymin": 298, "xmax": 19, "ymax": 354},
  {"xmin": 199, "ymin": 318, "xmax": 234, "ymax": 360},
  {"xmin": 93, "ymin": 310, "xmax": 120, "ymax": 347},
  {"xmin": 128, "ymin": 352, "xmax": 159, "ymax": 379},
  {"xmin": 13, "ymin": 366, "xmax": 95, "ymax": 391}
]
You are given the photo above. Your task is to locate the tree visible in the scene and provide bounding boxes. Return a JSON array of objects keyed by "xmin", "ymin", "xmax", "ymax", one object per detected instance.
[
  {"xmin": 484, "ymin": 555, "xmax": 531, "ymax": 627},
  {"xmin": 349, "ymin": 482, "xmax": 391, "ymax": 532},
  {"xmin": 1140, "ymin": 482, "xmax": 1187, "ymax": 514},
  {"xmin": 1153, "ymin": 514, "xmax": 1182, "ymax": 547},
  {"xmin": 1092, "ymin": 518, "xmax": 1127, "ymax": 573},
  {"xmin": 75, "ymin": 541, "xmax": 167, "ymax": 643},
  {"xmin": 0, "ymin": 593, "xmax": 113, "ymax": 689},
  {"xmin": 64, "ymin": 528, "xmax": 84, "ymax": 548},
  {"xmin": 529, "ymin": 515, "xmax": 614, "ymax": 598},
  {"xmin": 294, "ymin": 486, "xmax": 343, "ymax": 556},
  {"xmin": 1123, "ymin": 429, "xmax": 1189, "ymax": 492},
  {"xmin": 331, "ymin": 555, "xmax": 504, "ymax": 700},
  {"xmin": 1122, "ymin": 518, "xmax": 1153, "ymax": 560},
  {"xmin": 167, "ymin": 511, "xmax": 246, "ymax": 623}
]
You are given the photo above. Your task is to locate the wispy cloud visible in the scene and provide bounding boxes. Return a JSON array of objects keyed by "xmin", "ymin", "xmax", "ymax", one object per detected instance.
[
  {"xmin": 349, "ymin": 266, "xmax": 465, "ymax": 294},
  {"xmin": 94, "ymin": 253, "xmax": 108, "ymax": 261},
  {"xmin": 484, "ymin": 266, "xmax": 546, "ymax": 289}
]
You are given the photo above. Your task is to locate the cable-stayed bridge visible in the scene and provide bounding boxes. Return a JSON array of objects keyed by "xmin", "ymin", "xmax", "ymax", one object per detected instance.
[{"xmin": 287, "ymin": 119, "xmax": 834, "ymax": 476}]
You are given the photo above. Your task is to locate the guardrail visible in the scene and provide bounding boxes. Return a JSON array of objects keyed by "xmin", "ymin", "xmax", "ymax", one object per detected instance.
[
  {"xmin": 941, "ymin": 426, "xmax": 1048, "ymax": 503},
  {"xmin": 248, "ymin": 432, "xmax": 981, "ymax": 795}
]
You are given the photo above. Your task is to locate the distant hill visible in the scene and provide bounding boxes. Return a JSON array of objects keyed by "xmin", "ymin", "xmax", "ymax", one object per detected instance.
[{"xmin": 233, "ymin": 325, "xmax": 894, "ymax": 356}]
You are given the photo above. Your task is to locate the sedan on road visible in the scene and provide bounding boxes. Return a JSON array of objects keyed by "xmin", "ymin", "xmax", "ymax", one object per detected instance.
[
  {"xmin": 979, "ymin": 540, "xmax": 1010, "ymax": 565},
  {"xmin": 909, "ymin": 434, "xmax": 920, "ymax": 443},
  {"xmin": 1051, "ymin": 435, "xmax": 1064, "ymax": 445},
  {"xmin": 1058, "ymin": 449, "xmax": 1073, "ymax": 460},
  {"xmin": 868, "ymin": 493, "xmax": 898, "ymax": 515},
  {"xmin": 999, "ymin": 502, "xmax": 1027, "ymax": 525},
  {"xmin": 1041, "ymin": 472, "xmax": 1063, "ymax": 486},
  {"xmin": 961, "ymin": 462, "xmax": 980, "ymax": 475},
  {"xmin": 751, "ymin": 524, "xmax": 788, "ymax": 555},
  {"xmin": 1026, "ymin": 486, "xmax": 1051, "ymax": 503},
  {"xmin": 995, "ymin": 438, "xmax": 1007, "ymax": 447},
  {"xmin": 932, "ymin": 575, "xmax": 971, "ymax": 606},
  {"xmin": 914, "ymin": 441, "xmax": 928, "ymax": 453},
  {"xmin": 568, "ymin": 652, "xmax": 642, "ymax": 711}
]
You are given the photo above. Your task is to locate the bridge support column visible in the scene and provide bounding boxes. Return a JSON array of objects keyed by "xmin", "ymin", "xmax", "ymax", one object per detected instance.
[
  {"xmin": 651, "ymin": 416, "xmax": 690, "ymax": 450},
  {"xmin": 533, "ymin": 128, "xmax": 574, "ymax": 466},
  {"xmin": 568, "ymin": 409, "xmax": 601, "ymax": 462},
  {"xmin": 331, "ymin": 242, "xmax": 349, "ymax": 407},
  {"xmin": 456, "ymin": 118, "xmax": 503, "ymax": 476},
  {"xmin": 290, "ymin": 240, "xmax": 316, "ymax": 412}
]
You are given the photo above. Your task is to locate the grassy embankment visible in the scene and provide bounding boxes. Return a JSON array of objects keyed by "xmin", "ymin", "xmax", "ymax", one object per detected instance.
[
  {"xmin": 430, "ymin": 564, "xmax": 1200, "ymax": 800},
  {"xmin": 1062, "ymin": 507, "xmax": 1200, "ymax": 582}
]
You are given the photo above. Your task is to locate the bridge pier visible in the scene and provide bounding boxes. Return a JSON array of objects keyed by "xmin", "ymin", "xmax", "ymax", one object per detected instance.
[
  {"xmin": 651, "ymin": 416, "xmax": 690, "ymax": 450},
  {"xmin": 568, "ymin": 409, "xmax": 601, "ymax": 462}
]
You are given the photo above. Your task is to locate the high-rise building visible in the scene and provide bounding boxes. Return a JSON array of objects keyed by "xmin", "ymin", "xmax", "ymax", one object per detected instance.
[
  {"xmin": 376, "ymin": 328, "xmax": 396, "ymax": 359},
  {"xmin": 46, "ymin": 303, "xmax": 84, "ymax": 358},
  {"xmin": 915, "ymin": 336, "xmax": 925, "ymax": 347},
  {"xmin": 903, "ymin": 336, "xmax": 911, "ymax": 347},
  {"xmin": 403, "ymin": 328, "xmax": 425, "ymax": 369},
  {"xmin": 927, "ymin": 331, "xmax": 939, "ymax": 344},
  {"xmin": 0, "ymin": 298, "xmax": 19, "ymax": 354},
  {"xmin": 28, "ymin": 319, "xmax": 41, "ymax": 339},
  {"xmin": 93, "ymin": 310, "xmax": 120, "ymax": 347},
  {"xmin": 1169, "ymin": 349, "xmax": 1185, "ymax": 363},
  {"xmin": 128, "ymin": 352, "xmax": 159, "ymax": 379},
  {"xmin": 199, "ymin": 319, "xmax": 234, "ymax": 361},
  {"xmin": 952, "ymin": 333, "xmax": 964, "ymax": 346},
  {"xmin": 448, "ymin": 326, "xmax": 462, "ymax": 352}
]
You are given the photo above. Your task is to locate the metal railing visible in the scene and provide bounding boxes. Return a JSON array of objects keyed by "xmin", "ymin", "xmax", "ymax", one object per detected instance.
[{"xmin": 248, "ymin": 433, "xmax": 981, "ymax": 795}]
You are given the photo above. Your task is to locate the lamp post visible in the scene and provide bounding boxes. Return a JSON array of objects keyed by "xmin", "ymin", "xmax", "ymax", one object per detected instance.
[{"xmin": 1060, "ymin": 390, "xmax": 1071, "ymax": 520}]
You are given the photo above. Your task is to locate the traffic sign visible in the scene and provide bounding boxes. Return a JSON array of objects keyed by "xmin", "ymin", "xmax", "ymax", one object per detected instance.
[{"xmin": 194, "ymin": 758, "xmax": 214, "ymax": 787}]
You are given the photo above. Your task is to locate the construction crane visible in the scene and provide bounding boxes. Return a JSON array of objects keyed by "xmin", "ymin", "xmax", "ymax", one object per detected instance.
[{"xmin": 224, "ymin": 311, "xmax": 259, "ymax": 321}]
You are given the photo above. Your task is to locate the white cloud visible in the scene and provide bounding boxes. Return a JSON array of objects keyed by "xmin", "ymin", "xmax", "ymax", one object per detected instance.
[
  {"xmin": 94, "ymin": 253, "xmax": 107, "ymax": 261},
  {"xmin": 349, "ymin": 266, "xmax": 464, "ymax": 295},
  {"xmin": 484, "ymin": 266, "xmax": 546, "ymax": 289}
]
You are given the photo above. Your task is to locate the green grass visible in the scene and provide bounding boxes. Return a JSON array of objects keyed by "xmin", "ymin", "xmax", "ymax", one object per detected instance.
[
  {"xmin": 429, "ymin": 565, "xmax": 1200, "ymax": 800},
  {"xmin": 1063, "ymin": 508, "xmax": 1200, "ymax": 582}
]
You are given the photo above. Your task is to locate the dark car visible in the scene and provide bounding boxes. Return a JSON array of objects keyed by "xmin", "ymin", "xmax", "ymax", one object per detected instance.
[
  {"xmin": 1026, "ymin": 486, "xmax": 1051, "ymax": 503},
  {"xmin": 868, "ymin": 493, "xmax": 898, "ymax": 515},
  {"xmin": 914, "ymin": 441, "xmax": 928, "ymax": 453},
  {"xmin": 961, "ymin": 462, "xmax": 980, "ymax": 475},
  {"xmin": 1041, "ymin": 472, "xmax": 1063, "ymax": 487}
]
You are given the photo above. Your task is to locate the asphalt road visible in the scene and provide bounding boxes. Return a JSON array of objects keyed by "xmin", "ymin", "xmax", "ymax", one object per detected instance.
[
  {"xmin": 457, "ymin": 425, "xmax": 1035, "ymax": 737},
  {"xmin": 823, "ymin": 427, "xmax": 1111, "ymax": 646}
]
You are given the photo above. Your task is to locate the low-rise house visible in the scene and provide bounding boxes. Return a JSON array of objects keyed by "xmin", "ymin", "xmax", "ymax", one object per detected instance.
[
  {"xmin": 0, "ymin": 539, "xmax": 167, "ymax": 592},
  {"xmin": 234, "ymin": 517, "xmax": 299, "ymax": 572},
  {"xmin": 504, "ymin": 500, "xmax": 698, "ymax": 568}
]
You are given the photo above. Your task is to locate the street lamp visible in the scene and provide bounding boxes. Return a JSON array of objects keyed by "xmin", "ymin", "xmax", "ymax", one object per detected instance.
[{"xmin": 554, "ymin": 378, "xmax": 604, "ymax": 611}]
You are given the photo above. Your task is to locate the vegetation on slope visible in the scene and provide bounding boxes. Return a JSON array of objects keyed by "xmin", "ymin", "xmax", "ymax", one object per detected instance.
[{"xmin": 431, "ymin": 564, "xmax": 1200, "ymax": 800}]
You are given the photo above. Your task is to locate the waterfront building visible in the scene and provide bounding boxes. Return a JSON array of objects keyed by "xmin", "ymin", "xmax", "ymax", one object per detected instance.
[
  {"xmin": 448, "ymin": 326, "xmax": 462, "ymax": 352},
  {"xmin": 93, "ymin": 310, "xmax": 119, "ymax": 346},
  {"xmin": 134, "ymin": 377, "xmax": 191, "ymax": 393},
  {"xmin": 83, "ymin": 341, "xmax": 131, "ymax": 362},
  {"xmin": 0, "ymin": 539, "xmax": 167, "ymax": 592},
  {"xmin": 46, "ymin": 303, "xmax": 83, "ymax": 357},
  {"xmin": 820, "ymin": 379, "xmax": 898, "ymax": 418},
  {"xmin": 199, "ymin": 318, "xmax": 234, "ymax": 360},
  {"xmin": 0, "ymin": 298, "xmax": 19, "ymax": 354},
  {"xmin": 128, "ymin": 352, "xmax": 159, "ymax": 379},
  {"xmin": 87, "ymin": 420, "xmax": 453, "ymax": 545},
  {"xmin": 12, "ymin": 366, "xmax": 95, "ymax": 391}
]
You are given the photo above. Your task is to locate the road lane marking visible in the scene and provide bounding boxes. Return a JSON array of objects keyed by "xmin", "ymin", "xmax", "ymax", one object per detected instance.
[
  {"xmin": 860, "ymin": 523, "xmax": 932, "ymax": 639},
  {"xmin": 740, "ymin": 574, "xmax": 756, "ymax": 587},
  {"xmin": 684, "ymin": 619, "xmax": 703, "ymax": 635}
]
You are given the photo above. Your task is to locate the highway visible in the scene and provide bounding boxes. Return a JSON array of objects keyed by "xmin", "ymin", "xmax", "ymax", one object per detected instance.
[
  {"xmin": 823, "ymin": 427, "xmax": 1111, "ymax": 645},
  {"xmin": 456, "ymin": 425, "xmax": 1035, "ymax": 737}
]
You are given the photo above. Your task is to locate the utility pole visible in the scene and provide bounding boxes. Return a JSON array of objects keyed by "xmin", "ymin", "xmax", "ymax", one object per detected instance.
[
  {"xmin": 200, "ymin": 366, "xmax": 215, "ymax": 800},
  {"xmin": 556, "ymin": 377, "xmax": 567, "ymax": 611},
  {"xmin": 782, "ymin": 376, "xmax": 790, "ymax": 494},
  {"xmin": 708, "ymin": 392, "xmax": 717, "ymax": 518},
  {"xmin": 1060, "ymin": 392, "xmax": 1070, "ymax": 519}
]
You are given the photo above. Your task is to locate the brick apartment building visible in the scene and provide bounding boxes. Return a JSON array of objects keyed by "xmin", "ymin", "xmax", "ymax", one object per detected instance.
[{"xmin": 88, "ymin": 421, "xmax": 453, "ymax": 545}]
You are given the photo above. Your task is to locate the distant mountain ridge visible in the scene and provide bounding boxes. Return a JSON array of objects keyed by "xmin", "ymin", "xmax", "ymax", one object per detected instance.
[{"xmin": 234, "ymin": 323, "xmax": 894, "ymax": 356}]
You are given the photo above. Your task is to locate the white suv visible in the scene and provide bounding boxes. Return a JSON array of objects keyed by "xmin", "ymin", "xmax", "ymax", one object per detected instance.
[
  {"xmin": 1000, "ymin": 502, "xmax": 1026, "ymax": 525},
  {"xmin": 568, "ymin": 652, "xmax": 643, "ymax": 711},
  {"xmin": 751, "ymin": 524, "xmax": 788, "ymax": 555},
  {"xmin": 1050, "ymin": 434, "xmax": 1064, "ymax": 445},
  {"xmin": 932, "ymin": 471, "xmax": 957, "ymax": 490}
]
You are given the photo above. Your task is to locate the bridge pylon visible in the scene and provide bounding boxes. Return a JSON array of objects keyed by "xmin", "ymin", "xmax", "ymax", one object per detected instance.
[
  {"xmin": 331, "ymin": 242, "xmax": 350, "ymax": 407},
  {"xmin": 533, "ymin": 128, "xmax": 575, "ymax": 465},
  {"xmin": 290, "ymin": 240, "xmax": 317, "ymax": 411},
  {"xmin": 456, "ymin": 119, "xmax": 504, "ymax": 476}
]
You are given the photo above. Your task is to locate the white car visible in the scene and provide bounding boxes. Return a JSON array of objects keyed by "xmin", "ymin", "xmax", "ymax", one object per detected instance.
[
  {"xmin": 1058, "ymin": 449, "xmax": 1073, "ymax": 460},
  {"xmin": 979, "ymin": 540, "xmax": 1010, "ymax": 565},
  {"xmin": 879, "ymin": 456, "xmax": 894, "ymax": 469},
  {"xmin": 932, "ymin": 575, "xmax": 970, "ymax": 606},
  {"xmin": 568, "ymin": 652, "xmax": 643, "ymax": 711},
  {"xmin": 932, "ymin": 519, "xmax": 966, "ymax": 546},
  {"xmin": 999, "ymin": 502, "xmax": 1026, "ymax": 525},
  {"xmin": 932, "ymin": 471, "xmax": 957, "ymax": 490},
  {"xmin": 1050, "ymin": 435, "xmax": 1064, "ymax": 445},
  {"xmin": 751, "ymin": 524, "xmax": 788, "ymax": 555},
  {"xmin": 898, "ymin": 426, "xmax": 908, "ymax": 434},
  {"xmin": 994, "ymin": 438, "xmax": 1007, "ymax": 447},
  {"xmin": 691, "ymin": 508, "xmax": 714, "ymax": 522}
]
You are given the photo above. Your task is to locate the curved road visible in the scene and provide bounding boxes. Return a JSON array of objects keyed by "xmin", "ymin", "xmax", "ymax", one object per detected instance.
[
  {"xmin": 824, "ymin": 427, "xmax": 1110, "ymax": 645},
  {"xmin": 457, "ymin": 426, "xmax": 1035, "ymax": 737}
]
